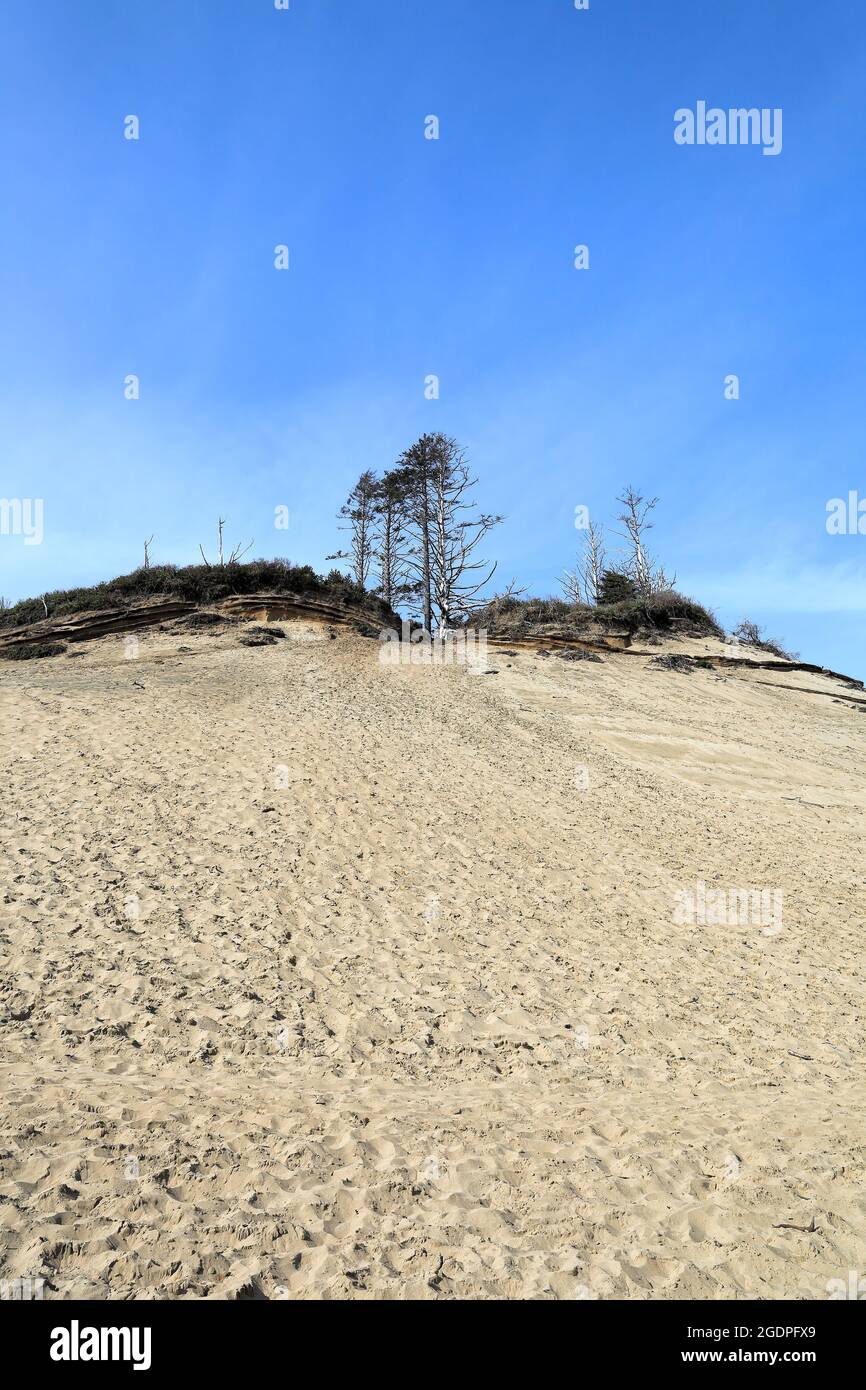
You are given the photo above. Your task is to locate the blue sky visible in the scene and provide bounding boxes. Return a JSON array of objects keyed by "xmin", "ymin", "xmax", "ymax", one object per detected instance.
[{"xmin": 1, "ymin": 0, "xmax": 864, "ymax": 675}]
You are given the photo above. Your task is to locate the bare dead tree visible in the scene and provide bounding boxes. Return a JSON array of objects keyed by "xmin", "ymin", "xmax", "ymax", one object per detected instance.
[
  {"xmin": 615, "ymin": 486, "xmax": 675, "ymax": 597},
  {"xmin": 615, "ymin": 486, "xmax": 653, "ymax": 595},
  {"xmin": 199, "ymin": 518, "xmax": 254, "ymax": 568},
  {"xmin": 327, "ymin": 470, "xmax": 378, "ymax": 587},
  {"xmin": 41, "ymin": 595, "xmax": 49, "ymax": 617},
  {"xmin": 372, "ymin": 468, "xmax": 415, "ymax": 609},
  {"xmin": 392, "ymin": 436, "xmax": 438, "ymax": 632},
  {"xmin": 143, "ymin": 535, "xmax": 154, "ymax": 569},
  {"xmin": 426, "ymin": 435, "xmax": 502, "ymax": 628},
  {"xmin": 380, "ymin": 435, "xmax": 501, "ymax": 629},
  {"xmin": 561, "ymin": 520, "xmax": 607, "ymax": 605},
  {"xmin": 560, "ymin": 570, "xmax": 581, "ymax": 603}
]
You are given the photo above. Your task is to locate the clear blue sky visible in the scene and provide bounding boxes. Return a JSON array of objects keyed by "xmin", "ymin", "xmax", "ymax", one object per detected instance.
[{"xmin": 1, "ymin": 0, "xmax": 864, "ymax": 675}]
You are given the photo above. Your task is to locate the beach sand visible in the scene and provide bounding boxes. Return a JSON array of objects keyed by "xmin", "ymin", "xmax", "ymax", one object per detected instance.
[{"xmin": 1, "ymin": 621, "xmax": 864, "ymax": 1299}]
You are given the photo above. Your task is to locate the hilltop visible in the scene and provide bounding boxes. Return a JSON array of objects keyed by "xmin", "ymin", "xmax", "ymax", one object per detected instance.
[{"xmin": 0, "ymin": 560, "xmax": 399, "ymax": 636}]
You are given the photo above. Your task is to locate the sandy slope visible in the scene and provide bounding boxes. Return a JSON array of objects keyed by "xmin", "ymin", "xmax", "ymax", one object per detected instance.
[{"xmin": 1, "ymin": 620, "xmax": 864, "ymax": 1300}]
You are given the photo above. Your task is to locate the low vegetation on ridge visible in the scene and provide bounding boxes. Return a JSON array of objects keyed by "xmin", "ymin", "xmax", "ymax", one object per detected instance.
[
  {"xmin": 471, "ymin": 587, "xmax": 724, "ymax": 640},
  {"xmin": 0, "ymin": 560, "xmax": 394, "ymax": 632}
]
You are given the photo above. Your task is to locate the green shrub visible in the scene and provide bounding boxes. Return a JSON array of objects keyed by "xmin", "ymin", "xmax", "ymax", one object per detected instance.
[
  {"xmin": 471, "ymin": 588, "xmax": 721, "ymax": 639},
  {"xmin": 604, "ymin": 590, "xmax": 724, "ymax": 637},
  {"xmin": 0, "ymin": 641, "xmax": 67, "ymax": 660},
  {"xmin": 472, "ymin": 595, "xmax": 591, "ymax": 630},
  {"xmin": 733, "ymin": 619, "xmax": 799, "ymax": 661},
  {"xmin": 599, "ymin": 570, "xmax": 637, "ymax": 604}
]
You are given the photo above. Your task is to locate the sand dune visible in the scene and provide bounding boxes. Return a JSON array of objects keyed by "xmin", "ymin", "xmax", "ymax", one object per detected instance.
[{"xmin": 1, "ymin": 621, "xmax": 864, "ymax": 1299}]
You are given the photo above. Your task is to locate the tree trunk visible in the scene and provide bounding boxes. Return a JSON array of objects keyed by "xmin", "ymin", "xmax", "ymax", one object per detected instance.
[{"xmin": 419, "ymin": 487, "xmax": 433, "ymax": 633}]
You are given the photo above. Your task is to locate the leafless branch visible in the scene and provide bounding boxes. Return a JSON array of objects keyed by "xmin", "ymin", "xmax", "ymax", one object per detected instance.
[
  {"xmin": 561, "ymin": 520, "xmax": 606, "ymax": 605},
  {"xmin": 198, "ymin": 518, "xmax": 253, "ymax": 568},
  {"xmin": 614, "ymin": 486, "xmax": 675, "ymax": 597}
]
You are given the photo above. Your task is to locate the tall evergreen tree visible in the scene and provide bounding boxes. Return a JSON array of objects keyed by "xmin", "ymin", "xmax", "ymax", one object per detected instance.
[
  {"xmin": 328, "ymin": 470, "xmax": 379, "ymax": 587},
  {"xmin": 372, "ymin": 468, "xmax": 414, "ymax": 610},
  {"xmin": 393, "ymin": 434, "xmax": 501, "ymax": 629},
  {"xmin": 393, "ymin": 435, "xmax": 437, "ymax": 632}
]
